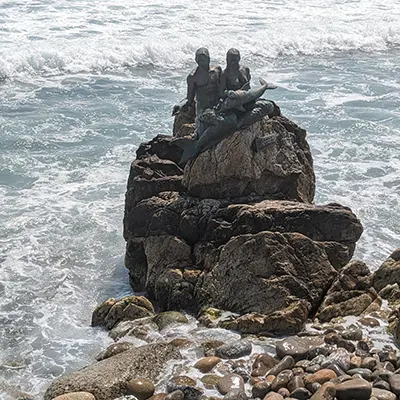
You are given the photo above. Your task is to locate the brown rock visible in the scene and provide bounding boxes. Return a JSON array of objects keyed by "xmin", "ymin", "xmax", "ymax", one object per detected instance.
[
  {"xmin": 200, "ymin": 374, "xmax": 221, "ymax": 390},
  {"xmin": 148, "ymin": 394, "xmax": 167, "ymax": 400},
  {"xmin": 373, "ymin": 249, "xmax": 400, "ymax": 292},
  {"xmin": 252, "ymin": 381, "xmax": 272, "ymax": 398},
  {"xmin": 336, "ymin": 379, "xmax": 372, "ymax": 400},
  {"xmin": 264, "ymin": 392, "xmax": 284, "ymax": 400},
  {"xmin": 92, "ymin": 296, "xmax": 155, "ymax": 330},
  {"xmin": 53, "ymin": 393, "xmax": 95, "ymax": 400},
  {"xmin": 316, "ymin": 261, "xmax": 377, "ymax": 322},
  {"xmin": 97, "ymin": 342, "xmax": 134, "ymax": 361},
  {"xmin": 127, "ymin": 377, "xmax": 155, "ymax": 400},
  {"xmin": 371, "ymin": 388, "xmax": 397, "ymax": 400},
  {"xmin": 309, "ymin": 382, "xmax": 336, "ymax": 400},
  {"xmin": 194, "ymin": 357, "xmax": 221, "ymax": 373},
  {"xmin": 304, "ymin": 369, "xmax": 337, "ymax": 385},
  {"xmin": 217, "ymin": 373, "xmax": 244, "ymax": 395},
  {"xmin": 182, "ymin": 117, "xmax": 315, "ymax": 201}
]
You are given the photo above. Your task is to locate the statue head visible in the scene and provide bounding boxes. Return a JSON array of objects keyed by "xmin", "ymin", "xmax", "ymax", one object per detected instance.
[
  {"xmin": 195, "ymin": 47, "xmax": 210, "ymax": 69},
  {"xmin": 226, "ymin": 48, "xmax": 241, "ymax": 67}
]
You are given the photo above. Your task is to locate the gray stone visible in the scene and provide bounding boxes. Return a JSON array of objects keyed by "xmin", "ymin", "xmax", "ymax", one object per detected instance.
[
  {"xmin": 346, "ymin": 368, "xmax": 373, "ymax": 381},
  {"xmin": 276, "ymin": 336, "xmax": 324, "ymax": 361},
  {"xmin": 291, "ymin": 388, "xmax": 312, "ymax": 400},
  {"xmin": 309, "ymin": 382, "xmax": 335, "ymax": 400},
  {"xmin": 217, "ymin": 373, "xmax": 244, "ymax": 395},
  {"xmin": 371, "ymin": 388, "xmax": 396, "ymax": 400},
  {"xmin": 268, "ymin": 356, "xmax": 295, "ymax": 376},
  {"xmin": 335, "ymin": 379, "xmax": 372, "ymax": 400},
  {"xmin": 153, "ymin": 311, "xmax": 189, "ymax": 330},
  {"xmin": 223, "ymin": 388, "xmax": 248, "ymax": 400},
  {"xmin": 215, "ymin": 340, "xmax": 252, "ymax": 359},
  {"xmin": 388, "ymin": 374, "xmax": 400, "ymax": 395},
  {"xmin": 166, "ymin": 376, "xmax": 203, "ymax": 400},
  {"xmin": 44, "ymin": 343, "xmax": 180, "ymax": 400}
]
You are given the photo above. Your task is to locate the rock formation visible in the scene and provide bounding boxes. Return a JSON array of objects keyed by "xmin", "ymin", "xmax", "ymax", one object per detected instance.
[
  {"xmin": 44, "ymin": 343, "xmax": 180, "ymax": 400},
  {"xmin": 123, "ymin": 115, "xmax": 366, "ymax": 335}
]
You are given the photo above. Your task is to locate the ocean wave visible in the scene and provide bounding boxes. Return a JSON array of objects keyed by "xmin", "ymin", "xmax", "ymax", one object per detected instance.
[{"xmin": 1, "ymin": 0, "xmax": 400, "ymax": 79}]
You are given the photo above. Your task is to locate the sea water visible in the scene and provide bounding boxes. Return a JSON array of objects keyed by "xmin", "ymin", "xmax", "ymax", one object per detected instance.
[{"xmin": 0, "ymin": 0, "xmax": 399, "ymax": 397}]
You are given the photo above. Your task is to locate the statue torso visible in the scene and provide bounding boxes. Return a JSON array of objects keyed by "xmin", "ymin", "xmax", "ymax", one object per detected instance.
[{"xmin": 192, "ymin": 66, "xmax": 221, "ymax": 110}]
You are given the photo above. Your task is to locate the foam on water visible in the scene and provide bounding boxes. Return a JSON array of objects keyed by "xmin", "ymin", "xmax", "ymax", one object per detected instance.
[
  {"xmin": 1, "ymin": 1, "xmax": 400, "ymax": 398},
  {"xmin": 1, "ymin": 0, "xmax": 400, "ymax": 79}
]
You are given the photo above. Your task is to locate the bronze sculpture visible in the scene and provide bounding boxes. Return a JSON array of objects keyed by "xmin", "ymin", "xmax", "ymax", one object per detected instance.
[
  {"xmin": 172, "ymin": 48, "xmax": 281, "ymax": 164},
  {"xmin": 173, "ymin": 48, "xmax": 221, "ymax": 139},
  {"xmin": 219, "ymin": 48, "xmax": 251, "ymax": 96}
]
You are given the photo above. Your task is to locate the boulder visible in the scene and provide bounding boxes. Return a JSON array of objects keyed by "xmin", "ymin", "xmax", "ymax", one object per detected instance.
[
  {"xmin": 92, "ymin": 296, "xmax": 155, "ymax": 330},
  {"xmin": 316, "ymin": 261, "xmax": 378, "ymax": 322},
  {"xmin": 182, "ymin": 117, "xmax": 315, "ymax": 201},
  {"xmin": 373, "ymin": 249, "xmax": 400, "ymax": 292},
  {"xmin": 122, "ymin": 115, "xmax": 364, "ymax": 335},
  {"xmin": 44, "ymin": 343, "xmax": 181, "ymax": 400},
  {"xmin": 196, "ymin": 231, "xmax": 337, "ymax": 334}
]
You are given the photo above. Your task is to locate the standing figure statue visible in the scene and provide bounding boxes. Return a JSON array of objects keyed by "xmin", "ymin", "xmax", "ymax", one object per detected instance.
[
  {"xmin": 173, "ymin": 48, "xmax": 221, "ymax": 139},
  {"xmin": 219, "ymin": 48, "xmax": 251, "ymax": 96}
]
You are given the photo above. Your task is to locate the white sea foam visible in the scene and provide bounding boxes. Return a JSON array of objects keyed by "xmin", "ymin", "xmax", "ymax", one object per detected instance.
[{"xmin": 1, "ymin": 0, "xmax": 400, "ymax": 79}]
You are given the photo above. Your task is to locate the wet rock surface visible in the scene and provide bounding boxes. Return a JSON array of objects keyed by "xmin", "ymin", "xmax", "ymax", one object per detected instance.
[{"xmin": 123, "ymin": 116, "xmax": 364, "ymax": 335}]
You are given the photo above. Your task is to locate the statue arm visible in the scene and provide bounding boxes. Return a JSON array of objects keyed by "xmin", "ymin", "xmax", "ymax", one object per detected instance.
[
  {"xmin": 239, "ymin": 67, "xmax": 251, "ymax": 88},
  {"xmin": 186, "ymin": 74, "xmax": 196, "ymax": 106},
  {"xmin": 219, "ymin": 71, "xmax": 228, "ymax": 99}
]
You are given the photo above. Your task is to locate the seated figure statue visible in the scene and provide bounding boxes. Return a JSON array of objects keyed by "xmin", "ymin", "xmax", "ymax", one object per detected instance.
[
  {"xmin": 173, "ymin": 48, "xmax": 221, "ymax": 139},
  {"xmin": 219, "ymin": 48, "xmax": 251, "ymax": 96}
]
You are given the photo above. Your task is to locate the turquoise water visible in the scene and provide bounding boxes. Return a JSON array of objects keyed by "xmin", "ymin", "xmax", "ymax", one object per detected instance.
[{"xmin": 1, "ymin": 0, "xmax": 400, "ymax": 397}]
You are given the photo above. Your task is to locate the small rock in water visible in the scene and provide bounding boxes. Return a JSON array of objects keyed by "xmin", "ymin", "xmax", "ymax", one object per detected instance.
[
  {"xmin": 166, "ymin": 376, "xmax": 202, "ymax": 400},
  {"xmin": 346, "ymin": 368, "xmax": 373, "ymax": 381},
  {"xmin": 322, "ymin": 349, "xmax": 350, "ymax": 372},
  {"xmin": 165, "ymin": 390, "xmax": 184, "ymax": 400},
  {"xmin": 154, "ymin": 312, "xmax": 188, "ymax": 330},
  {"xmin": 201, "ymin": 340, "xmax": 225, "ymax": 356},
  {"xmin": 341, "ymin": 328, "xmax": 363, "ymax": 341},
  {"xmin": 373, "ymin": 380, "xmax": 391, "ymax": 391},
  {"xmin": 252, "ymin": 381, "xmax": 272, "ymax": 398},
  {"xmin": 148, "ymin": 394, "xmax": 168, "ymax": 400},
  {"xmin": 215, "ymin": 340, "xmax": 252, "ymax": 359},
  {"xmin": 271, "ymin": 370, "xmax": 294, "ymax": 391},
  {"xmin": 290, "ymin": 387, "xmax": 311, "ymax": 400},
  {"xmin": 268, "ymin": 356, "xmax": 295, "ymax": 376},
  {"xmin": 126, "ymin": 377, "xmax": 155, "ymax": 400},
  {"xmin": 194, "ymin": 356, "xmax": 221, "ymax": 373},
  {"xmin": 359, "ymin": 317, "xmax": 380, "ymax": 327},
  {"xmin": 309, "ymin": 382, "xmax": 335, "ymax": 400},
  {"xmin": 277, "ymin": 387, "xmax": 290, "ymax": 398},
  {"xmin": 264, "ymin": 392, "xmax": 284, "ymax": 400},
  {"xmin": 223, "ymin": 388, "xmax": 247, "ymax": 400},
  {"xmin": 336, "ymin": 339, "xmax": 355, "ymax": 353},
  {"xmin": 371, "ymin": 388, "xmax": 397, "ymax": 400},
  {"xmin": 252, "ymin": 353, "xmax": 277, "ymax": 376},
  {"xmin": 275, "ymin": 336, "xmax": 324, "ymax": 361},
  {"xmin": 98, "ymin": 342, "xmax": 134, "ymax": 361},
  {"xmin": 335, "ymin": 379, "xmax": 372, "ymax": 400},
  {"xmin": 52, "ymin": 393, "xmax": 96, "ymax": 400},
  {"xmin": 287, "ymin": 376, "xmax": 304, "ymax": 392},
  {"xmin": 388, "ymin": 374, "xmax": 400, "ymax": 395},
  {"xmin": 217, "ymin": 373, "xmax": 244, "ymax": 395},
  {"xmin": 305, "ymin": 369, "xmax": 337, "ymax": 385},
  {"xmin": 200, "ymin": 374, "xmax": 221, "ymax": 390}
]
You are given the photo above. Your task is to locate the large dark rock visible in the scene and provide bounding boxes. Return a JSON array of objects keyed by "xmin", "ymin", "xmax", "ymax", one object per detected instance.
[
  {"xmin": 122, "ymin": 116, "xmax": 364, "ymax": 335},
  {"xmin": 373, "ymin": 249, "xmax": 400, "ymax": 293},
  {"xmin": 44, "ymin": 343, "xmax": 181, "ymax": 400},
  {"xmin": 316, "ymin": 261, "xmax": 378, "ymax": 322},
  {"xmin": 182, "ymin": 117, "xmax": 315, "ymax": 202}
]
